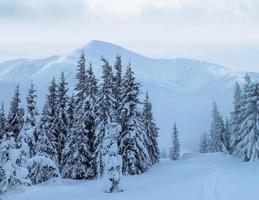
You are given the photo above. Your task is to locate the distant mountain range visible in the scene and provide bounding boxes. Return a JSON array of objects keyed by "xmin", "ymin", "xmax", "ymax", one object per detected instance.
[{"xmin": 0, "ymin": 40, "xmax": 258, "ymax": 151}]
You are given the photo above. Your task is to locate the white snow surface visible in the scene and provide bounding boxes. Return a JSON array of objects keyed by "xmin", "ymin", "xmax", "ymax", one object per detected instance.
[
  {"xmin": 4, "ymin": 152, "xmax": 259, "ymax": 200},
  {"xmin": 0, "ymin": 40, "xmax": 259, "ymax": 151}
]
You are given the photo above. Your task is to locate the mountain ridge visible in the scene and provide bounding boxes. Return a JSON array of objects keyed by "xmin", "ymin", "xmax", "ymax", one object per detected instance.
[{"xmin": 0, "ymin": 40, "xmax": 258, "ymax": 150}]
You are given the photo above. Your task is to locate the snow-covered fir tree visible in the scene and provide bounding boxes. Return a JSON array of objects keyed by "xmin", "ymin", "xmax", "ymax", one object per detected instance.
[
  {"xmin": 93, "ymin": 57, "xmax": 118, "ymax": 178},
  {"xmin": 5, "ymin": 85, "xmax": 24, "ymax": 143},
  {"xmin": 0, "ymin": 133, "xmax": 31, "ymax": 190},
  {"xmin": 170, "ymin": 122, "xmax": 180, "ymax": 160},
  {"xmin": 29, "ymin": 99, "xmax": 60, "ymax": 185},
  {"xmin": 104, "ymin": 122, "xmax": 123, "ymax": 193},
  {"xmin": 118, "ymin": 64, "xmax": 150, "ymax": 175},
  {"xmin": 223, "ymin": 119, "xmax": 231, "ymax": 153},
  {"xmin": 18, "ymin": 82, "xmax": 38, "ymax": 165},
  {"xmin": 230, "ymin": 82, "xmax": 242, "ymax": 154},
  {"xmin": 113, "ymin": 55, "xmax": 123, "ymax": 121},
  {"xmin": 84, "ymin": 64, "xmax": 99, "ymax": 179},
  {"xmin": 36, "ymin": 79, "xmax": 58, "ymax": 162},
  {"xmin": 28, "ymin": 127, "xmax": 59, "ymax": 184},
  {"xmin": 199, "ymin": 132, "xmax": 208, "ymax": 153},
  {"xmin": 208, "ymin": 101, "xmax": 225, "ymax": 152},
  {"xmin": 26, "ymin": 155, "xmax": 59, "ymax": 185},
  {"xmin": 0, "ymin": 102, "xmax": 5, "ymax": 140},
  {"xmin": 62, "ymin": 54, "xmax": 91, "ymax": 179},
  {"xmin": 55, "ymin": 72, "xmax": 70, "ymax": 169},
  {"xmin": 234, "ymin": 75, "xmax": 259, "ymax": 161},
  {"xmin": 142, "ymin": 92, "xmax": 160, "ymax": 165}
]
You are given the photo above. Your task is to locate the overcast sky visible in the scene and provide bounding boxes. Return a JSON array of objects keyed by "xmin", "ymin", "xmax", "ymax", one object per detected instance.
[{"xmin": 0, "ymin": 0, "xmax": 259, "ymax": 71}]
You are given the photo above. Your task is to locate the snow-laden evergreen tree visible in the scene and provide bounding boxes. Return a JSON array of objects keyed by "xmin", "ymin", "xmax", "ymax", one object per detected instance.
[
  {"xmin": 84, "ymin": 64, "xmax": 99, "ymax": 179},
  {"xmin": 234, "ymin": 75, "xmax": 259, "ymax": 161},
  {"xmin": 118, "ymin": 64, "xmax": 150, "ymax": 175},
  {"xmin": 26, "ymin": 155, "xmax": 59, "ymax": 185},
  {"xmin": 93, "ymin": 57, "xmax": 118, "ymax": 179},
  {"xmin": 113, "ymin": 55, "xmax": 123, "ymax": 120},
  {"xmin": 18, "ymin": 83, "xmax": 38, "ymax": 164},
  {"xmin": 55, "ymin": 72, "xmax": 70, "ymax": 169},
  {"xmin": 0, "ymin": 133, "xmax": 31, "ymax": 189},
  {"xmin": 199, "ymin": 132, "xmax": 208, "ymax": 153},
  {"xmin": 104, "ymin": 122, "xmax": 123, "ymax": 193},
  {"xmin": 230, "ymin": 82, "xmax": 242, "ymax": 154},
  {"xmin": 29, "ymin": 102, "xmax": 60, "ymax": 184},
  {"xmin": 36, "ymin": 79, "xmax": 58, "ymax": 162},
  {"xmin": 27, "ymin": 127, "xmax": 59, "ymax": 185},
  {"xmin": 0, "ymin": 102, "xmax": 6, "ymax": 140},
  {"xmin": 5, "ymin": 85, "xmax": 24, "ymax": 143},
  {"xmin": 62, "ymin": 54, "xmax": 92, "ymax": 179},
  {"xmin": 208, "ymin": 101, "xmax": 225, "ymax": 152},
  {"xmin": 170, "ymin": 123, "xmax": 180, "ymax": 160},
  {"xmin": 223, "ymin": 119, "xmax": 231, "ymax": 153},
  {"xmin": 142, "ymin": 92, "xmax": 160, "ymax": 165}
]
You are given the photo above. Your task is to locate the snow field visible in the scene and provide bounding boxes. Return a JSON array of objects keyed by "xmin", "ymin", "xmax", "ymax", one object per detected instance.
[{"xmin": 5, "ymin": 152, "xmax": 259, "ymax": 200}]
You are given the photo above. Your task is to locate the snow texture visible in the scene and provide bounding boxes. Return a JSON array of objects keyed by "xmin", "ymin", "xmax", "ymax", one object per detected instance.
[{"xmin": 4, "ymin": 152, "xmax": 259, "ymax": 200}]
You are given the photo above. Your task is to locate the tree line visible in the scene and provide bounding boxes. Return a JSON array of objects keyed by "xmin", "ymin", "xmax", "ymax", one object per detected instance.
[
  {"xmin": 200, "ymin": 74, "xmax": 259, "ymax": 161},
  {"xmin": 0, "ymin": 55, "xmax": 160, "ymax": 194}
]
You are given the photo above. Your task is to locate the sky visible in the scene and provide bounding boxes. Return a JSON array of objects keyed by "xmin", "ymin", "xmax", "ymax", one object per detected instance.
[{"xmin": 0, "ymin": 0, "xmax": 259, "ymax": 71}]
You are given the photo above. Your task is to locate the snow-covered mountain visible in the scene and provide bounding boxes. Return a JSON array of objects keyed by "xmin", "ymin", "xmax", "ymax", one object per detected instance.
[{"xmin": 0, "ymin": 40, "xmax": 258, "ymax": 150}]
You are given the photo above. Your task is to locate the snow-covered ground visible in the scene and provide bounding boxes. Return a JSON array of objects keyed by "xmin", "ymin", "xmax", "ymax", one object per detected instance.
[{"xmin": 4, "ymin": 153, "xmax": 259, "ymax": 200}]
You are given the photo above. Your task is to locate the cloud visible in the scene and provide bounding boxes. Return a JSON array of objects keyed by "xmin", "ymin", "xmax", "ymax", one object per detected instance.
[
  {"xmin": 0, "ymin": 0, "xmax": 258, "ymax": 20},
  {"xmin": 0, "ymin": 0, "xmax": 85, "ymax": 20},
  {"xmin": 85, "ymin": 0, "xmax": 259, "ymax": 18}
]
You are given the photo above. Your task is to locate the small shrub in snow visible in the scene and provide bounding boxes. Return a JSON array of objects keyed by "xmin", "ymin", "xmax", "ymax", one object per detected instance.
[{"xmin": 27, "ymin": 156, "xmax": 59, "ymax": 185}]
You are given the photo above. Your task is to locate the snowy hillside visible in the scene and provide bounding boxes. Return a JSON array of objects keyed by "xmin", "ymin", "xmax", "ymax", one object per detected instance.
[
  {"xmin": 4, "ymin": 153, "xmax": 259, "ymax": 200},
  {"xmin": 0, "ymin": 40, "xmax": 258, "ymax": 150}
]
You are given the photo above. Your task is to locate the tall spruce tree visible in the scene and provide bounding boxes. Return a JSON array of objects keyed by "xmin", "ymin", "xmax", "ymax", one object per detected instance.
[
  {"xmin": 235, "ymin": 75, "xmax": 259, "ymax": 161},
  {"xmin": 199, "ymin": 132, "xmax": 208, "ymax": 153},
  {"xmin": 6, "ymin": 85, "xmax": 24, "ymax": 143},
  {"xmin": 84, "ymin": 64, "xmax": 99, "ymax": 179},
  {"xmin": 93, "ymin": 57, "xmax": 117, "ymax": 178},
  {"xmin": 142, "ymin": 92, "xmax": 160, "ymax": 165},
  {"xmin": 113, "ymin": 55, "xmax": 123, "ymax": 120},
  {"xmin": 0, "ymin": 102, "xmax": 6, "ymax": 140},
  {"xmin": 118, "ymin": 64, "xmax": 150, "ymax": 175},
  {"xmin": 18, "ymin": 82, "xmax": 38, "ymax": 164},
  {"xmin": 223, "ymin": 119, "xmax": 231, "ymax": 153},
  {"xmin": 208, "ymin": 101, "xmax": 225, "ymax": 152},
  {"xmin": 55, "ymin": 72, "xmax": 69, "ymax": 168},
  {"xmin": 169, "ymin": 122, "xmax": 180, "ymax": 160},
  {"xmin": 62, "ymin": 54, "xmax": 91, "ymax": 179},
  {"xmin": 230, "ymin": 82, "xmax": 242, "ymax": 154},
  {"xmin": 37, "ymin": 78, "xmax": 58, "ymax": 162}
]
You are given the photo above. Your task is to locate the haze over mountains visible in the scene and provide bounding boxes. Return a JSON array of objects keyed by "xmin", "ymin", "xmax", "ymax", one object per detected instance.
[{"xmin": 0, "ymin": 40, "xmax": 258, "ymax": 151}]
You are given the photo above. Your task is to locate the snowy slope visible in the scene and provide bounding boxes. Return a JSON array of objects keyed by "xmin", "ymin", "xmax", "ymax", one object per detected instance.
[
  {"xmin": 4, "ymin": 153, "xmax": 259, "ymax": 200},
  {"xmin": 0, "ymin": 40, "xmax": 258, "ymax": 150}
]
